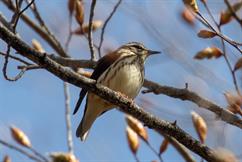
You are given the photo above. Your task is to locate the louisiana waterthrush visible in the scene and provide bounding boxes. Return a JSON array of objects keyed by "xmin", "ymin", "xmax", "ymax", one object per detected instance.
[{"xmin": 73, "ymin": 42, "xmax": 160, "ymax": 141}]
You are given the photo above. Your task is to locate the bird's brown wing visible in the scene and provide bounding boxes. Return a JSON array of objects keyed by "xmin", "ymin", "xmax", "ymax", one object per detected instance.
[{"xmin": 73, "ymin": 50, "xmax": 121, "ymax": 115}]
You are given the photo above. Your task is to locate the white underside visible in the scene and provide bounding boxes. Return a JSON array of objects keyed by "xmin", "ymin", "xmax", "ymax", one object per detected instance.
[{"xmin": 98, "ymin": 60, "xmax": 143, "ymax": 99}]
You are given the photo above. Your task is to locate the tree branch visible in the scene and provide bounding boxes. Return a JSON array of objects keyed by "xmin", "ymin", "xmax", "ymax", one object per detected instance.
[
  {"xmin": 142, "ymin": 79, "xmax": 242, "ymax": 129},
  {"xmin": 0, "ymin": 21, "xmax": 221, "ymax": 162}
]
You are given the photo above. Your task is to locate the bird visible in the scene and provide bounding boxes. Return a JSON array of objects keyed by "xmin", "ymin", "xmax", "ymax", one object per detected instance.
[{"xmin": 73, "ymin": 42, "xmax": 160, "ymax": 141}]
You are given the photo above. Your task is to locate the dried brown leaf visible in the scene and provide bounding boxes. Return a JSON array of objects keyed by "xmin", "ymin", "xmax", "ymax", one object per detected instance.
[
  {"xmin": 183, "ymin": 0, "xmax": 199, "ymax": 13},
  {"xmin": 125, "ymin": 115, "xmax": 148, "ymax": 141},
  {"xmin": 220, "ymin": 11, "xmax": 233, "ymax": 26},
  {"xmin": 220, "ymin": 1, "xmax": 242, "ymax": 26},
  {"xmin": 224, "ymin": 92, "xmax": 242, "ymax": 116},
  {"xmin": 126, "ymin": 126, "xmax": 139, "ymax": 154},
  {"xmin": 159, "ymin": 138, "xmax": 169, "ymax": 155},
  {"xmin": 228, "ymin": 105, "xmax": 242, "ymax": 116},
  {"xmin": 224, "ymin": 92, "xmax": 242, "ymax": 106},
  {"xmin": 213, "ymin": 148, "xmax": 238, "ymax": 162},
  {"xmin": 3, "ymin": 155, "xmax": 11, "ymax": 162},
  {"xmin": 181, "ymin": 7, "xmax": 195, "ymax": 25},
  {"xmin": 234, "ymin": 57, "xmax": 242, "ymax": 71},
  {"xmin": 50, "ymin": 152, "xmax": 79, "ymax": 162},
  {"xmin": 191, "ymin": 111, "xmax": 207, "ymax": 143},
  {"xmin": 73, "ymin": 20, "xmax": 103, "ymax": 35},
  {"xmin": 194, "ymin": 47, "xmax": 223, "ymax": 59},
  {"xmin": 10, "ymin": 126, "xmax": 31, "ymax": 148},
  {"xmin": 32, "ymin": 39, "xmax": 45, "ymax": 53},
  {"xmin": 197, "ymin": 30, "xmax": 216, "ymax": 38},
  {"xmin": 75, "ymin": 0, "xmax": 84, "ymax": 26},
  {"xmin": 68, "ymin": 0, "xmax": 76, "ymax": 16}
]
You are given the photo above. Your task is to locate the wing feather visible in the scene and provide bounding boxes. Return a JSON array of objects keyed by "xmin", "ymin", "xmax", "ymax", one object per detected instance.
[{"xmin": 73, "ymin": 50, "xmax": 121, "ymax": 114}]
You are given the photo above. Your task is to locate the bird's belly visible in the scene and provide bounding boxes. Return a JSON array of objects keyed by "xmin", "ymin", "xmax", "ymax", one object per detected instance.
[{"xmin": 101, "ymin": 64, "xmax": 143, "ymax": 99}]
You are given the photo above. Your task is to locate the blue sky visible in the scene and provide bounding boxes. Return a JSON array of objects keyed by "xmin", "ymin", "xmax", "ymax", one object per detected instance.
[{"xmin": 0, "ymin": 0, "xmax": 241, "ymax": 161}]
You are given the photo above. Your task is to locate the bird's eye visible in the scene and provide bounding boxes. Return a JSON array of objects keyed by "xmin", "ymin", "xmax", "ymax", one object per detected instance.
[
  {"xmin": 131, "ymin": 45, "xmax": 144, "ymax": 53},
  {"xmin": 133, "ymin": 45, "xmax": 143, "ymax": 50}
]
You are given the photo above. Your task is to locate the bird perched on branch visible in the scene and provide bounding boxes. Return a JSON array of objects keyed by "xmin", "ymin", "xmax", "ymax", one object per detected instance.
[{"xmin": 73, "ymin": 42, "xmax": 160, "ymax": 141}]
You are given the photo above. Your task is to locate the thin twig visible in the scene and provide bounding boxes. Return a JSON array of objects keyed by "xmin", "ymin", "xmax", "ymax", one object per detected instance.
[
  {"xmin": 84, "ymin": 34, "xmax": 99, "ymax": 50},
  {"xmin": 0, "ymin": 139, "xmax": 42, "ymax": 162},
  {"xmin": 144, "ymin": 140, "xmax": 163, "ymax": 162},
  {"xmin": 224, "ymin": 0, "xmax": 242, "ymax": 26},
  {"xmin": 28, "ymin": 147, "xmax": 49, "ymax": 162},
  {"xmin": 201, "ymin": 1, "xmax": 240, "ymax": 94},
  {"xmin": 65, "ymin": 11, "xmax": 73, "ymax": 52},
  {"xmin": 98, "ymin": 0, "xmax": 122, "ymax": 57},
  {"xmin": 28, "ymin": 0, "xmax": 50, "ymax": 34},
  {"xmin": 1, "ymin": 0, "xmax": 69, "ymax": 57},
  {"xmin": 158, "ymin": 121, "xmax": 196, "ymax": 162},
  {"xmin": 63, "ymin": 82, "xmax": 74, "ymax": 154},
  {"xmin": 0, "ymin": 13, "xmax": 14, "ymax": 32},
  {"xmin": 88, "ymin": 0, "xmax": 97, "ymax": 61},
  {"xmin": 65, "ymin": 28, "xmax": 73, "ymax": 53},
  {"xmin": 2, "ymin": 0, "xmax": 22, "ymax": 81},
  {"xmin": 63, "ymin": 13, "xmax": 74, "ymax": 154},
  {"xmin": 11, "ymin": 0, "xmax": 24, "ymax": 31},
  {"xmin": 221, "ymin": 37, "xmax": 240, "ymax": 94},
  {"xmin": 2, "ymin": 45, "xmax": 27, "ymax": 81},
  {"xmin": 2, "ymin": 0, "xmax": 34, "ymax": 81},
  {"xmin": 12, "ymin": 0, "xmax": 34, "ymax": 31},
  {"xmin": 17, "ymin": 64, "xmax": 41, "ymax": 70},
  {"xmin": 28, "ymin": 0, "xmax": 65, "ymax": 55},
  {"xmin": 196, "ymin": 12, "xmax": 242, "ymax": 53},
  {"xmin": 0, "ymin": 51, "xmax": 31, "ymax": 65},
  {"xmin": 157, "ymin": 121, "xmax": 195, "ymax": 162},
  {"xmin": 134, "ymin": 154, "xmax": 140, "ymax": 162},
  {"xmin": 188, "ymin": 9, "xmax": 241, "ymax": 48},
  {"xmin": 165, "ymin": 136, "xmax": 196, "ymax": 162},
  {"xmin": 202, "ymin": 2, "xmax": 219, "ymax": 28}
]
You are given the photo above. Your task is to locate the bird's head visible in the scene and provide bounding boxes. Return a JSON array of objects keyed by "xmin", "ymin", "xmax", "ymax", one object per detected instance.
[{"xmin": 119, "ymin": 42, "xmax": 161, "ymax": 61}]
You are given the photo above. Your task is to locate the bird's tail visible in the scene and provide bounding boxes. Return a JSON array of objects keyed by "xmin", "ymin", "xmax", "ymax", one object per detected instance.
[
  {"xmin": 76, "ymin": 121, "xmax": 89, "ymax": 141},
  {"xmin": 76, "ymin": 109, "xmax": 100, "ymax": 141}
]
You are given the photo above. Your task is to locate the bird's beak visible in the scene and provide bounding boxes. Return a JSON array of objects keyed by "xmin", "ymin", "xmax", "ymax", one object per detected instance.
[{"xmin": 147, "ymin": 50, "xmax": 161, "ymax": 56}]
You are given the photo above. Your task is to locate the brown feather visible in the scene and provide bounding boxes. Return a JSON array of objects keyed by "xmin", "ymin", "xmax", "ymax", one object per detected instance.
[{"xmin": 73, "ymin": 50, "xmax": 121, "ymax": 114}]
